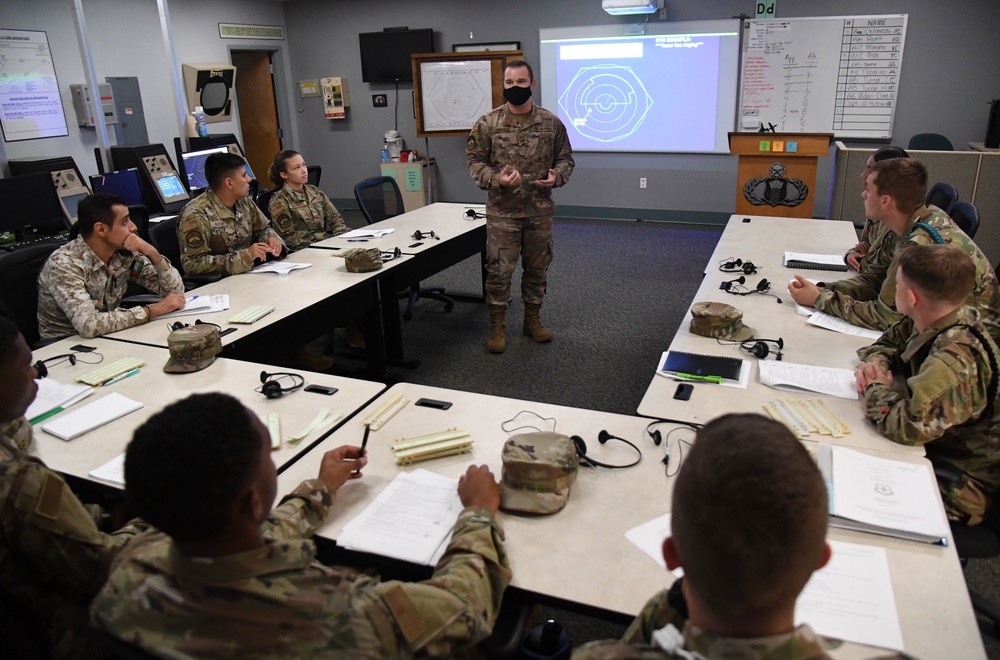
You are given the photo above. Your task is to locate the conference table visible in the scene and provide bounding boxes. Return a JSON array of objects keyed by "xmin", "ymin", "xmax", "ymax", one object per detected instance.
[
  {"xmin": 29, "ymin": 337, "xmax": 385, "ymax": 485},
  {"xmin": 277, "ymin": 382, "xmax": 984, "ymax": 659},
  {"xmin": 638, "ymin": 214, "xmax": 922, "ymax": 457}
]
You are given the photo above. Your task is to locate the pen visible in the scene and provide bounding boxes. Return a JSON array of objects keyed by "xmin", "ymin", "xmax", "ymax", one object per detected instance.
[
  {"xmin": 30, "ymin": 406, "xmax": 64, "ymax": 425},
  {"xmin": 354, "ymin": 424, "xmax": 370, "ymax": 474},
  {"xmin": 674, "ymin": 372, "xmax": 724, "ymax": 383},
  {"xmin": 347, "ymin": 239, "xmax": 368, "ymax": 243},
  {"xmin": 103, "ymin": 368, "xmax": 141, "ymax": 387}
]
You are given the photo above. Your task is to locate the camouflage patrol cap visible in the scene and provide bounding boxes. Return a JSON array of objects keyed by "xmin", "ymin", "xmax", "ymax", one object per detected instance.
[
  {"xmin": 163, "ymin": 324, "xmax": 222, "ymax": 374},
  {"xmin": 689, "ymin": 301, "xmax": 756, "ymax": 341},
  {"xmin": 500, "ymin": 432, "xmax": 578, "ymax": 515},
  {"xmin": 342, "ymin": 247, "xmax": 383, "ymax": 273}
]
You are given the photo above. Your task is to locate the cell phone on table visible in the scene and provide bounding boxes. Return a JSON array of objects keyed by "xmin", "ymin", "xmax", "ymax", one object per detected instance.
[
  {"xmin": 304, "ymin": 384, "xmax": 338, "ymax": 395},
  {"xmin": 70, "ymin": 344, "xmax": 96, "ymax": 352},
  {"xmin": 673, "ymin": 383, "xmax": 694, "ymax": 401},
  {"xmin": 415, "ymin": 397, "xmax": 452, "ymax": 410}
]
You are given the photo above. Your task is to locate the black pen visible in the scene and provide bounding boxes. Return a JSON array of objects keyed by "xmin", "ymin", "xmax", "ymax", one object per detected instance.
[
  {"xmin": 354, "ymin": 424, "xmax": 370, "ymax": 474},
  {"xmin": 347, "ymin": 239, "xmax": 369, "ymax": 243}
]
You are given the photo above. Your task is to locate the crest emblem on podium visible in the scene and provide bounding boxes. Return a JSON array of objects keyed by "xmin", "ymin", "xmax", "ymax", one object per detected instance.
[{"xmin": 743, "ymin": 162, "xmax": 809, "ymax": 208}]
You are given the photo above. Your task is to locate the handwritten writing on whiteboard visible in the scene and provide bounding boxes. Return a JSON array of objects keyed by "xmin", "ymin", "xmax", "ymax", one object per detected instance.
[{"xmin": 739, "ymin": 15, "xmax": 907, "ymax": 139}]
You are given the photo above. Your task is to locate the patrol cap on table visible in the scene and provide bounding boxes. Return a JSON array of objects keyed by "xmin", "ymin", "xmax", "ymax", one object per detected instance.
[
  {"xmin": 500, "ymin": 432, "xmax": 578, "ymax": 515},
  {"xmin": 689, "ymin": 301, "xmax": 756, "ymax": 341},
  {"xmin": 163, "ymin": 324, "xmax": 222, "ymax": 374},
  {"xmin": 342, "ymin": 247, "xmax": 383, "ymax": 273}
]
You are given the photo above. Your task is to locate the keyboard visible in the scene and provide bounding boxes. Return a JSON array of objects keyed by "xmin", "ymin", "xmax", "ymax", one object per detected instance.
[
  {"xmin": 77, "ymin": 357, "xmax": 146, "ymax": 386},
  {"xmin": 228, "ymin": 305, "xmax": 275, "ymax": 324},
  {"xmin": 1, "ymin": 231, "xmax": 70, "ymax": 252}
]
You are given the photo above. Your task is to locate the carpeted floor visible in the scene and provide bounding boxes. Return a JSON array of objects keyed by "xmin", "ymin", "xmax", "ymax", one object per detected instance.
[{"xmin": 339, "ymin": 211, "xmax": 1000, "ymax": 656}]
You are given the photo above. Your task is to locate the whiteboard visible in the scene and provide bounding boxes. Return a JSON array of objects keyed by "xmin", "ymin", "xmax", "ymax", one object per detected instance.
[
  {"xmin": 739, "ymin": 15, "xmax": 907, "ymax": 139},
  {"xmin": 0, "ymin": 28, "xmax": 69, "ymax": 141}
]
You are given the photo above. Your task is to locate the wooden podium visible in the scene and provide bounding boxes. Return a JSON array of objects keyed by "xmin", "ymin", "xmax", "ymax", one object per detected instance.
[{"xmin": 728, "ymin": 132, "xmax": 833, "ymax": 218}]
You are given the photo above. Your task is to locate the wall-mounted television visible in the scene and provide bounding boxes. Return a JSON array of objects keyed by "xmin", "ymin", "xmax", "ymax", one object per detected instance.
[{"xmin": 359, "ymin": 28, "xmax": 435, "ymax": 83}]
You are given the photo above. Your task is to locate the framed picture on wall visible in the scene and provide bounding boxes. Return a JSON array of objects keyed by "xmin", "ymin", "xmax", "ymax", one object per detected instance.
[{"xmin": 452, "ymin": 41, "xmax": 521, "ymax": 53}]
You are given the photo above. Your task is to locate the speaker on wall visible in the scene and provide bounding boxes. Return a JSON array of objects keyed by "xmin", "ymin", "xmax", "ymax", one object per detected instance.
[{"xmin": 182, "ymin": 64, "xmax": 237, "ymax": 123}]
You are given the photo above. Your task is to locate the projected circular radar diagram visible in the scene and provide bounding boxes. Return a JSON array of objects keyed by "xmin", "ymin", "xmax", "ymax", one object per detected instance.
[
  {"xmin": 558, "ymin": 64, "xmax": 653, "ymax": 143},
  {"xmin": 429, "ymin": 75, "xmax": 488, "ymax": 122}
]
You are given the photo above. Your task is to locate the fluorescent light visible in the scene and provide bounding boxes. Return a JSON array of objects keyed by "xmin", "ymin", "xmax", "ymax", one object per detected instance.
[{"xmin": 602, "ymin": 0, "xmax": 662, "ymax": 16}]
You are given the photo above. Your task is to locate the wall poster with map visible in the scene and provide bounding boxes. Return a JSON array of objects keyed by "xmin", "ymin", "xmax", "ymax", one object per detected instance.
[{"xmin": 0, "ymin": 28, "xmax": 69, "ymax": 142}]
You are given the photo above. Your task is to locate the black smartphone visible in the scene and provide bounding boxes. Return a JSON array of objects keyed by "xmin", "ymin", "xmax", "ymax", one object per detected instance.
[
  {"xmin": 70, "ymin": 344, "xmax": 96, "ymax": 352},
  {"xmin": 219, "ymin": 327, "xmax": 237, "ymax": 337},
  {"xmin": 415, "ymin": 397, "xmax": 452, "ymax": 410},
  {"xmin": 673, "ymin": 383, "xmax": 694, "ymax": 401},
  {"xmin": 304, "ymin": 384, "xmax": 338, "ymax": 395}
]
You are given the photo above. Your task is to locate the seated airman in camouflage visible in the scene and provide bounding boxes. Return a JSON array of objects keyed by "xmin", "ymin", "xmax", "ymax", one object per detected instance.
[
  {"xmin": 573, "ymin": 414, "xmax": 834, "ymax": 660},
  {"xmin": 0, "ymin": 316, "xmax": 148, "ymax": 658},
  {"xmin": 177, "ymin": 152, "xmax": 285, "ymax": 276},
  {"xmin": 857, "ymin": 244, "xmax": 1000, "ymax": 525},
  {"xmin": 36, "ymin": 193, "xmax": 185, "ymax": 341},
  {"xmin": 91, "ymin": 392, "xmax": 511, "ymax": 657},
  {"xmin": 267, "ymin": 149, "xmax": 348, "ymax": 252}
]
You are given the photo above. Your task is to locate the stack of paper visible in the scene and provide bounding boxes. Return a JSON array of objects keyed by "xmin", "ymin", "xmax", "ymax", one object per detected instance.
[
  {"xmin": 807, "ymin": 311, "xmax": 883, "ymax": 340},
  {"xmin": 337, "ymin": 469, "xmax": 461, "ymax": 565},
  {"xmin": 89, "ymin": 453, "xmax": 125, "ymax": 487},
  {"xmin": 758, "ymin": 360, "xmax": 859, "ymax": 400},
  {"xmin": 158, "ymin": 294, "xmax": 230, "ymax": 320},
  {"xmin": 818, "ymin": 444, "xmax": 950, "ymax": 544},
  {"xmin": 250, "ymin": 261, "xmax": 312, "ymax": 276},
  {"xmin": 784, "ymin": 251, "xmax": 849, "ymax": 272},
  {"xmin": 39, "ymin": 393, "xmax": 143, "ymax": 441},
  {"xmin": 26, "ymin": 379, "xmax": 93, "ymax": 423},
  {"xmin": 340, "ymin": 227, "xmax": 394, "ymax": 239}
]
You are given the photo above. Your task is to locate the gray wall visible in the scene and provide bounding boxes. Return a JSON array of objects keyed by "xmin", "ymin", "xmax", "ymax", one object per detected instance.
[
  {"xmin": 283, "ymin": 0, "xmax": 1000, "ymax": 221},
  {"xmin": 2, "ymin": 0, "xmax": 998, "ymax": 223}
]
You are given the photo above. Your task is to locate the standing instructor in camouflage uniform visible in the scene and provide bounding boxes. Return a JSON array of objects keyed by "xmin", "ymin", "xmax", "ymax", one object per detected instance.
[{"xmin": 467, "ymin": 60, "xmax": 574, "ymax": 353}]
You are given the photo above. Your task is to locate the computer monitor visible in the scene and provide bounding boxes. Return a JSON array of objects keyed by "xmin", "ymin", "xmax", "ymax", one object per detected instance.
[
  {"xmin": 0, "ymin": 173, "xmax": 66, "ymax": 237},
  {"xmin": 60, "ymin": 191, "xmax": 91, "ymax": 226},
  {"xmin": 152, "ymin": 172, "xmax": 189, "ymax": 205},
  {"xmin": 180, "ymin": 146, "xmax": 229, "ymax": 191},
  {"xmin": 89, "ymin": 169, "xmax": 145, "ymax": 206}
]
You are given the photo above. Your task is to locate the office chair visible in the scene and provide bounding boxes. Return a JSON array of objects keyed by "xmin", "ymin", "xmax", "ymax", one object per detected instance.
[
  {"xmin": 353, "ymin": 176, "xmax": 454, "ymax": 320},
  {"xmin": 0, "ymin": 243, "xmax": 61, "ymax": 348},
  {"xmin": 307, "ymin": 165, "xmax": 322, "ymax": 187},
  {"xmin": 925, "ymin": 182, "xmax": 958, "ymax": 213},
  {"xmin": 948, "ymin": 200, "xmax": 981, "ymax": 240},
  {"xmin": 149, "ymin": 216, "xmax": 222, "ymax": 289},
  {"xmin": 255, "ymin": 187, "xmax": 279, "ymax": 220},
  {"xmin": 908, "ymin": 133, "xmax": 954, "ymax": 151}
]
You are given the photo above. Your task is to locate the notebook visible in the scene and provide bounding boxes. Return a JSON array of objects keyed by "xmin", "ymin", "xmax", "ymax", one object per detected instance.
[
  {"xmin": 39, "ymin": 393, "xmax": 143, "ymax": 441},
  {"xmin": 660, "ymin": 351, "xmax": 743, "ymax": 381},
  {"xmin": 783, "ymin": 251, "xmax": 849, "ymax": 272}
]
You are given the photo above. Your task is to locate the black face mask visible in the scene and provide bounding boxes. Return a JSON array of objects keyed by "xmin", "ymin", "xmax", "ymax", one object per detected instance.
[{"xmin": 503, "ymin": 85, "xmax": 532, "ymax": 107}]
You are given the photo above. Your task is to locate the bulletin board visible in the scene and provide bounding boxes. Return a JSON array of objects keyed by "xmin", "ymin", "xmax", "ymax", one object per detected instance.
[{"xmin": 412, "ymin": 50, "xmax": 522, "ymax": 138}]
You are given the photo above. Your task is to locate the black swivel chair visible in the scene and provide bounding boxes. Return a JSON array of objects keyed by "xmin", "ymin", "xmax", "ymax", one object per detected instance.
[
  {"xmin": 353, "ymin": 176, "xmax": 454, "ymax": 320},
  {"xmin": 925, "ymin": 182, "xmax": 958, "ymax": 213},
  {"xmin": 948, "ymin": 200, "xmax": 981, "ymax": 240},
  {"xmin": 307, "ymin": 165, "xmax": 322, "ymax": 187},
  {"xmin": 149, "ymin": 217, "xmax": 222, "ymax": 289},
  {"xmin": 0, "ymin": 243, "xmax": 61, "ymax": 348},
  {"xmin": 127, "ymin": 204, "xmax": 153, "ymax": 244},
  {"xmin": 255, "ymin": 188, "xmax": 280, "ymax": 220},
  {"xmin": 908, "ymin": 133, "xmax": 954, "ymax": 151}
]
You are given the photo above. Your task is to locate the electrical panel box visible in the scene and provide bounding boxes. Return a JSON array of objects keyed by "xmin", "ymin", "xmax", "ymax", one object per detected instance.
[
  {"xmin": 70, "ymin": 83, "xmax": 118, "ymax": 127},
  {"xmin": 321, "ymin": 77, "xmax": 350, "ymax": 119}
]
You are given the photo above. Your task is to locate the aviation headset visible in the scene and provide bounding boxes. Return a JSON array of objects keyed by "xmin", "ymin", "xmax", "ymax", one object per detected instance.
[
  {"xmin": 258, "ymin": 371, "xmax": 305, "ymax": 399},
  {"xmin": 569, "ymin": 430, "xmax": 642, "ymax": 469}
]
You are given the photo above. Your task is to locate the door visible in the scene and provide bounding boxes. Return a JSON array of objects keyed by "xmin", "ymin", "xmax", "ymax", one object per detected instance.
[{"xmin": 231, "ymin": 50, "xmax": 281, "ymax": 186}]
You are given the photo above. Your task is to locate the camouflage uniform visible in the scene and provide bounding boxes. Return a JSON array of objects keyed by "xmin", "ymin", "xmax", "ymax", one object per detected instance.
[
  {"xmin": 467, "ymin": 104, "xmax": 574, "ymax": 305},
  {"xmin": 844, "ymin": 218, "xmax": 901, "ymax": 291},
  {"xmin": 268, "ymin": 182, "xmax": 348, "ymax": 252},
  {"xmin": 36, "ymin": 236, "xmax": 184, "ymax": 341},
  {"xmin": 0, "ymin": 417, "xmax": 148, "ymax": 658},
  {"xmin": 572, "ymin": 589, "xmax": 830, "ymax": 659},
  {"xmin": 815, "ymin": 205, "xmax": 1000, "ymax": 339},
  {"xmin": 177, "ymin": 188, "xmax": 283, "ymax": 276},
  {"xmin": 858, "ymin": 307, "xmax": 1000, "ymax": 524},
  {"xmin": 91, "ymin": 500, "xmax": 510, "ymax": 658}
]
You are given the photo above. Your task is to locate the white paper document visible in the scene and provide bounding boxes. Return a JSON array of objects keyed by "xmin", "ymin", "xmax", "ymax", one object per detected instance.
[
  {"xmin": 339, "ymin": 227, "xmax": 394, "ymax": 239},
  {"xmin": 156, "ymin": 294, "xmax": 230, "ymax": 321},
  {"xmin": 39, "ymin": 393, "xmax": 144, "ymax": 441},
  {"xmin": 789, "ymin": 278, "xmax": 819, "ymax": 317},
  {"xmin": 825, "ymin": 444, "xmax": 950, "ymax": 544},
  {"xmin": 796, "ymin": 540, "xmax": 905, "ymax": 652},
  {"xmin": 758, "ymin": 360, "xmax": 859, "ymax": 400},
  {"xmin": 807, "ymin": 311, "xmax": 883, "ymax": 340},
  {"xmin": 89, "ymin": 453, "xmax": 125, "ymax": 487},
  {"xmin": 624, "ymin": 513, "xmax": 683, "ymax": 578},
  {"xmin": 783, "ymin": 252, "xmax": 846, "ymax": 266},
  {"xmin": 26, "ymin": 378, "xmax": 93, "ymax": 421},
  {"xmin": 250, "ymin": 261, "xmax": 312, "ymax": 276},
  {"xmin": 337, "ymin": 469, "xmax": 462, "ymax": 565}
]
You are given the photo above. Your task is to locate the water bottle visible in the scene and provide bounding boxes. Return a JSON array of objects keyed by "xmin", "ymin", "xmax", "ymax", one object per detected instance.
[
  {"xmin": 381, "ymin": 140, "xmax": 390, "ymax": 163},
  {"xmin": 194, "ymin": 106, "xmax": 208, "ymax": 137}
]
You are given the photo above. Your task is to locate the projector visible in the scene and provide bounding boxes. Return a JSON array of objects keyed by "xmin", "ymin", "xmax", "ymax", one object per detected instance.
[{"xmin": 602, "ymin": 0, "xmax": 662, "ymax": 15}]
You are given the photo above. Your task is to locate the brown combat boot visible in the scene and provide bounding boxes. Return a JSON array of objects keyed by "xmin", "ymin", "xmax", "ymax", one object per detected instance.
[
  {"xmin": 523, "ymin": 303, "xmax": 553, "ymax": 342},
  {"xmin": 487, "ymin": 305, "xmax": 507, "ymax": 353}
]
